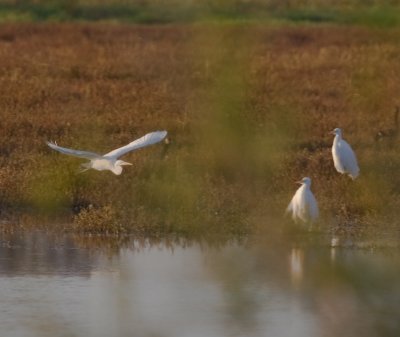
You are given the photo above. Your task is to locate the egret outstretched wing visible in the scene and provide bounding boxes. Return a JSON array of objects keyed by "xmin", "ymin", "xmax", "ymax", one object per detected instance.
[
  {"xmin": 47, "ymin": 142, "xmax": 101, "ymax": 159},
  {"xmin": 104, "ymin": 130, "xmax": 167, "ymax": 159}
]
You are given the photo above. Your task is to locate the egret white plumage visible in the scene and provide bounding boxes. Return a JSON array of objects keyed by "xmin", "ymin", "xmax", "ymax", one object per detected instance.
[
  {"xmin": 331, "ymin": 128, "xmax": 359, "ymax": 179},
  {"xmin": 47, "ymin": 130, "xmax": 167, "ymax": 175},
  {"xmin": 286, "ymin": 177, "xmax": 319, "ymax": 223}
]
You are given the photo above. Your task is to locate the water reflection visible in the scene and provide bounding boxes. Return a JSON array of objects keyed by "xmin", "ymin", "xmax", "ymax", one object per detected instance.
[
  {"xmin": 290, "ymin": 248, "xmax": 304, "ymax": 287},
  {"xmin": 0, "ymin": 232, "xmax": 399, "ymax": 337},
  {"xmin": 0, "ymin": 231, "xmax": 96, "ymax": 276}
]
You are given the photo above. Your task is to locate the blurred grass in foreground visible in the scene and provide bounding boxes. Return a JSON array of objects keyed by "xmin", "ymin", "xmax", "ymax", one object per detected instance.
[{"xmin": 1, "ymin": 1, "xmax": 400, "ymax": 26}]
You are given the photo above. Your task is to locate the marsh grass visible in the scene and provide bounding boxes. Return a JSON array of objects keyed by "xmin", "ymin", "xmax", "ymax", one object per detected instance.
[
  {"xmin": 2, "ymin": 1, "xmax": 400, "ymax": 26},
  {"xmin": 0, "ymin": 23, "xmax": 400, "ymax": 239}
]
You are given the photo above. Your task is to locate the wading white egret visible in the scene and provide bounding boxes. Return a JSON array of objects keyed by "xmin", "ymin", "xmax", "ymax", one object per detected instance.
[
  {"xmin": 286, "ymin": 177, "xmax": 319, "ymax": 223},
  {"xmin": 47, "ymin": 130, "xmax": 167, "ymax": 175},
  {"xmin": 331, "ymin": 128, "xmax": 359, "ymax": 179}
]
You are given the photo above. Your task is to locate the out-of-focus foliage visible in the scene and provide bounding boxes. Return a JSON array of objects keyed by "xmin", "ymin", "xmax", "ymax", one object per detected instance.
[{"xmin": 1, "ymin": 0, "xmax": 400, "ymax": 26}]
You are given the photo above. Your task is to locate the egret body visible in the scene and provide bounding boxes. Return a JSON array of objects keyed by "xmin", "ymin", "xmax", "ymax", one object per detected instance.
[
  {"xmin": 331, "ymin": 128, "xmax": 359, "ymax": 179},
  {"xmin": 47, "ymin": 130, "xmax": 167, "ymax": 175},
  {"xmin": 286, "ymin": 177, "xmax": 319, "ymax": 223}
]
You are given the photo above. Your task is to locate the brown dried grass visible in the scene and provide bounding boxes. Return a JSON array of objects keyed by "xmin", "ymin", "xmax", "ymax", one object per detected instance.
[{"xmin": 0, "ymin": 23, "xmax": 399, "ymax": 237}]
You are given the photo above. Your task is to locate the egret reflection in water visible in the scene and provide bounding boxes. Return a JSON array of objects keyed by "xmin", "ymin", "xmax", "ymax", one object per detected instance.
[{"xmin": 290, "ymin": 248, "xmax": 304, "ymax": 287}]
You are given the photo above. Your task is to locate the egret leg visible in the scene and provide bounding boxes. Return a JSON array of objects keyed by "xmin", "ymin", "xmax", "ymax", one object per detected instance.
[
  {"xmin": 78, "ymin": 163, "xmax": 91, "ymax": 173},
  {"xmin": 78, "ymin": 168, "xmax": 90, "ymax": 173}
]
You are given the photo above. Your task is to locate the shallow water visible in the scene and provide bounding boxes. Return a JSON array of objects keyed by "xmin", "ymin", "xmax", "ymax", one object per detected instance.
[{"xmin": 0, "ymin": 232, "xmax": 399, "ymax": 337}]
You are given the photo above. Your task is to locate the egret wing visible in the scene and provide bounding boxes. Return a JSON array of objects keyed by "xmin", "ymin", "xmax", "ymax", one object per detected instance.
[
  {"xmin": 287, "ymin": 187, "xmax": 302, "ymax": 221},
  {"xmin": 340, "ymin": 140, "xmax": 359, "ymax": 178},
  {"xmin": 47, "ymin": 142, "xmax": 101, "ymax": 159},
  {"xmin": 332, "ymin": 144, "xmax": 345, "ymax": 174},
  {"xmin": 286, "ymin": 199, "xmax": 294, "ymax": 213},
  {"xmin": 104, "ymin": 131, "xmax": 167, "ymax": 159},
  {"xmin": 307, "ymin": 191, "xmax": 319, "ymax": 221}
]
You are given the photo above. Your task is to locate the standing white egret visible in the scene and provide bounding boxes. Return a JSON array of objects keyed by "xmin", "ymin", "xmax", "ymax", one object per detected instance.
[
  {"xmin": 286, "ymin": 177, "xmax": 319, "ymax": 223},
  {"xmin": 331, "ymin": 128, "xmax": 359, "ymax": 179},
  {"xmin": 47, "ymin": 130, "xmax": 167, "ymax": 175}
]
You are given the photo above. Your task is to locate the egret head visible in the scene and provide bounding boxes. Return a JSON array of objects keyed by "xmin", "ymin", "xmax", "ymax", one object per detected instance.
[
  {"xmin": 331, "ymin": 128, "xmax": 342, "ymax": 137},
  {"xmin": 297, "ymin": 177, "xmax": 312, "ymax": 187},
  {"xmin": 110, "ymin": 160, "xmax": 132, "ymax": 175},
  {"xmin": 115, "ymin": 160, "xmax": 132, "ymax": 167}
]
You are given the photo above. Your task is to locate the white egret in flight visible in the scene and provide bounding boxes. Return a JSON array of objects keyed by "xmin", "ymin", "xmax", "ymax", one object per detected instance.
[
  {"xmin": 331, "ymin": 128, "xmax": 359, "ymax": 179},
  {"xmin": 286, "ymin": 177, "xmax": 319, "ymax": 223},
  {"xmin": 47, "ymin": 130, "xmax": 167, "ymax": 175}
]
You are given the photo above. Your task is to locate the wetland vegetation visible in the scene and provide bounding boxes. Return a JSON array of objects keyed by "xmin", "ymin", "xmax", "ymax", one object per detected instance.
[
  {"xmin": 0, "ymin": 21, "xmax": 399, "ymax": 243},
  {"xmin": 2, "ymin": 0, "xmax": 400, "ymax": 27}
]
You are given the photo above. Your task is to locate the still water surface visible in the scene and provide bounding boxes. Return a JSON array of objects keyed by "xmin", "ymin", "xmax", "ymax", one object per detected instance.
[{"xmin": 0, "ymin": 231, "xmax": 399, "ymax": 337}]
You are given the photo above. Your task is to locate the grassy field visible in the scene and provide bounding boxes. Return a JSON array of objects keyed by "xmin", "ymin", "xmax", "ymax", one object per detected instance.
[
  {"xmin": 1, "ymin": 22, "xmax": 400, "ymax": 240},
  {"xmin": 1, "ymin": 1, "xmax": 400, "ymax": 26}
]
